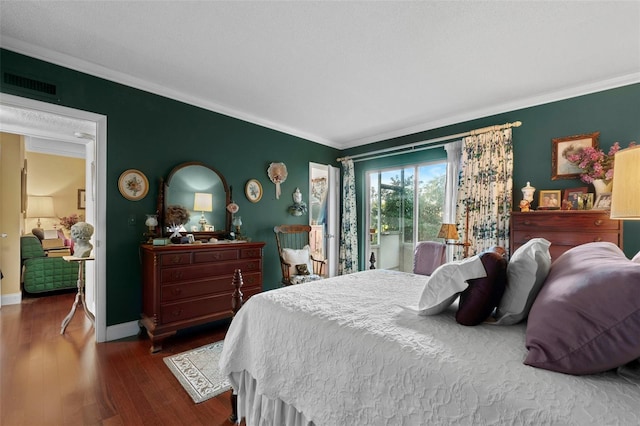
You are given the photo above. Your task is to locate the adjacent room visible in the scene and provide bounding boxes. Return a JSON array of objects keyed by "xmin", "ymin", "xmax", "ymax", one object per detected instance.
[{"xmin": 0, "ymin": 1, "xmax": 638, "ymax": 425}]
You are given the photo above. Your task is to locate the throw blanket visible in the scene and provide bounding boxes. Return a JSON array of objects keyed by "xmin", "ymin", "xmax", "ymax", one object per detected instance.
[{"xmin": 220, "ymin": 270, "xmax": 640, "ymax": 425}]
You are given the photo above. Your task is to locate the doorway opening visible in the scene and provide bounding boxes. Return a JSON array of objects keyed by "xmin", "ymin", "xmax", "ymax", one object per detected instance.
[{"xmin": 0, "ymin": 93, "xmax": 107, "ymax": 342}]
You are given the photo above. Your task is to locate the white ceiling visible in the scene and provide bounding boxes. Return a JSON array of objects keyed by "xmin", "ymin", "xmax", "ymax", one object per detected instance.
[{"xmin": 1, "ymin": 1, "xmax": 639, "ymax": 149}]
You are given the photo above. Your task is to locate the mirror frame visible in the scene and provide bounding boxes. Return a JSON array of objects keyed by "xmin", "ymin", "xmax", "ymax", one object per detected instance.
[{"xmin": 158, "ymin": 161, "xmax": 231, "ymax": 240}]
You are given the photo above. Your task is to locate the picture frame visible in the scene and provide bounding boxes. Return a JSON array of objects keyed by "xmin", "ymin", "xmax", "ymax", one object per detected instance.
[
  {"xmin": 538, "ymin": 189, "xmax": 561, "ymax": 209},
  {"xmin": 562, "ymin": 187, "xmax": 588, "ymax": 210},
  {"xmin": 551, "ymin": 131, "xmax": 599, "ymax": 180},
  {"xmin": 77, "ymin": 189, "xmax": 86, "ymax": 209},
  {"xmin": 592, "ymin": 192, "xmax": 612, "ymax": 210},
  {"xmin": 245, "ymin": 178, "xmax": 263, "ymax": 203},
  {"xmin": 579, "ymin": 193, "xmax": 594, "ymax": 210},
  {"xmin": 118, "ymin": 169, "xmax": 149, "ymax": 201}
]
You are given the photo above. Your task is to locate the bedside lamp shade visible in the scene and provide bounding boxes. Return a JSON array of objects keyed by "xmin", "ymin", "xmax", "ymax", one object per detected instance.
[
  {"xmin": 610, "ymin": 145, "xmax": 640, "ymax": 220},
  {"xmin": 437, "ymin": 223, "xmax": 459, "ymax": 241},
  {"xmin": 27, "ymin": 196, "xmax": 55, "ymax": 228}
]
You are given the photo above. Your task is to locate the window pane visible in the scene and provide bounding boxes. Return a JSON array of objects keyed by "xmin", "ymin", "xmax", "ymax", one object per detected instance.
[{"xmin": 417, "ymin": 163, "xmax": 446, "ymax": 241}]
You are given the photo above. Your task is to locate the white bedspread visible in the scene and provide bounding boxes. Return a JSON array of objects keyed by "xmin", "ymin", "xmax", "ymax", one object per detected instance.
[{"xmin": 219, "ymin": 270, "xmax": 640, "ymax": 425}]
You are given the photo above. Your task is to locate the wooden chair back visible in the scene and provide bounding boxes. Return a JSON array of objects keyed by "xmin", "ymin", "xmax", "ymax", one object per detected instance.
[{"xmin": 273, "ymin": 225, "xmax": 325, "ymax": 285}]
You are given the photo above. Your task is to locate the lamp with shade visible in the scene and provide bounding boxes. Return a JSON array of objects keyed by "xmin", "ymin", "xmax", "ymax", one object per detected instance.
[
  {"xmin": 610, "ymin": 145, "xmax": 640, "ymax": 220},
  {"xmin": 437, "ymin": 223, "xmax": 471, "ymax": 258},
  {"xmin": 27, "ymin": 196, "xmax": 55, "ymax": 228},
  {"xmin": 193, "ymin": 192, "xmax": 213, "ymax": 231}
]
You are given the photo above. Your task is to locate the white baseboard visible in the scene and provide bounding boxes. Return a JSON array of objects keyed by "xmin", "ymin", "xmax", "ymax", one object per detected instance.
[
  {"xmin": 1, "ymin": 292, "xmax": 22, "ymax": 306},
  {"xmin": 105, "ymin": 320, "xmax": 141, "ymax": 342}
]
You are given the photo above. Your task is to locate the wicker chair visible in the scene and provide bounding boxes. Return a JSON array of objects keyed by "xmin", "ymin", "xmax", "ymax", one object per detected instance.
[{"xmin": 274, "ymin": 225, "xmax": 326, "ymax": 285}]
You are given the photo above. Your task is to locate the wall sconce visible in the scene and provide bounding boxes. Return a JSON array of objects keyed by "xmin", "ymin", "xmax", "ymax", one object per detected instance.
[
  {"xmin": 610, "ymin": 145, "xmax": 640, "ymax": 220},
  {"xmin": 27, "ymin": 196, "xmax": 55, "ymax": 228},
  {"xmin": 193, "ymin": 192, "xmax": 213, "ymax": 231}
]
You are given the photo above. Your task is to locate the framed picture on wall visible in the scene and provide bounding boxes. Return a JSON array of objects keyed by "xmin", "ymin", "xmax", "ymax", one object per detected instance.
[
  {"xmin": 78, "ymin": 189, "xmax": 86, "ymax": 209},
  {"xmin": 551, "ymin": 132, "xmax": 599, "ymax": 180}
]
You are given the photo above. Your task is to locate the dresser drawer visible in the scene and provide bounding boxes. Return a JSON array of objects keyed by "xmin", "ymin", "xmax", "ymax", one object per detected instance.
[
  {"xmin": 512, "ymin": 230, "xmax": 620, "ymax": 247},
  {"xmin": 161, "ymin": 271, "xmax": 262, "ymax": 302},
  {"xmin": 160, "ymin": 259, "xmax": 262, "ymax": 283},
  {"xmin": 160, "ymin": 253, "xmax": 192, "ymax": 266},
  {"xmin": 194, "ymin": 249, "xmax": 239, "ymax": 263},
  {"xmin": 511, "ymin": 212, "xmax": 619, "ymax": 231}
]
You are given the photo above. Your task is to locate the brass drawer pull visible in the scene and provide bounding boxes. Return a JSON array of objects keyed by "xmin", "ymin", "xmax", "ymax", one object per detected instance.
[
  {"xmin": 594, "ymin": 220, "xmax": 603, "ymax": 226},
  {"xmin": 170, "ymin": 255, "xmax": 182, "ymax": 264},
  {"xmin": 172, "ymin": 271, "xmax": 183, "ymax": 280},
  {"xmin": 171, "ymin": 309, "xmax": 183, "ymax": 317},
  {"xmin": 172, "ymin": 288, "xmax": 182, "ymax": 296},
  {"xmin": 593, "ymin": 237, "xmax": 603, "ymax": 242},
  {"xmin": 523, "ymin": 220, "xmax": 531, "ymax": 225}
]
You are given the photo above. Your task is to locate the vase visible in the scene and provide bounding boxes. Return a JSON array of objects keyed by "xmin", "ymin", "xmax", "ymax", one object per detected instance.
[{"xmin": 592, "ymin": 179, "xmax": 613, "ymax": 199}]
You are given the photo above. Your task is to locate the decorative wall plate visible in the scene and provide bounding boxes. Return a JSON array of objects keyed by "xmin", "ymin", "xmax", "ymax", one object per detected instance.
[
  {"xmin": 245, "ymin": 179, "xmax": 263, "ymax": 203},
  {"xmin": 118, "ymin": 169, "xmax": 149, "ymax": 201}
]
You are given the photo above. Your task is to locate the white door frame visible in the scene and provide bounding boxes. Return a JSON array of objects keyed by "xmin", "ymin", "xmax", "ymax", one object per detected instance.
[
  {"xmin": 309, "ymin": 162, "xmax": 339, "ymax": 277},
  {"xmin": 0, "ymin": 93, "xmax": 107, "ymax": 342}
]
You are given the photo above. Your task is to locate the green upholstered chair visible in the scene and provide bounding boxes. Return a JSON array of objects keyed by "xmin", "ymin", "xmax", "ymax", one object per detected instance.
[{"xmin": 20, "ymin": 235, "xmax": 79, "ymax": 294}]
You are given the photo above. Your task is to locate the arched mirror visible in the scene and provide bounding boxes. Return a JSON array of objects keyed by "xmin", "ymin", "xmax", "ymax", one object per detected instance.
[{"xmin": 160, "ymin": 161, "xmax": 231, "ymax": 240}]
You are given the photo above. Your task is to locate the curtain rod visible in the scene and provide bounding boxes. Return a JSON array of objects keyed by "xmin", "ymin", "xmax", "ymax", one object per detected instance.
[{"xmin": 336, "ymin": 121, "xmax": 522, "ymax": 163}]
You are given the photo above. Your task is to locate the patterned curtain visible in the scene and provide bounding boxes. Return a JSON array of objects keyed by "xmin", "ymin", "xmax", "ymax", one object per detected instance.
[
  {"xmin": 455, "ymin": 129, "xmax": 513, "ymax": 258},
  {"xmin": 339, "ymin": 159, "xmax": 358, "ymax": 274}
]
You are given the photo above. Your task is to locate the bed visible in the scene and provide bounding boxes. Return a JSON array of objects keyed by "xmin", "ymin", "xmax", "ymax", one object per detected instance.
[{"xmin": 219, "ymin": 241, "xmax": 640, "ymax": 425}]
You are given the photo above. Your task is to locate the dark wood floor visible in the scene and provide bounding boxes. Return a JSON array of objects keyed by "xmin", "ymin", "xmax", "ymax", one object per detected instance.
[{"xmin": 1, "ymin": 291, "xmax": 240, "ymax": 426}]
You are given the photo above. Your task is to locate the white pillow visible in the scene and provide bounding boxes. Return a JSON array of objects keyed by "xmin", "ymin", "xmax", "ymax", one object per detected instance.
[
  {"xmin": 282, "ymin": 245, "xmax": 313, "ymax": 277},
  {"xmin": 493, "ymin": 238, "xmax": 551, "ymax": 325},
  {"xmin": 632, "ymin": 251, "xmax": 640, "ymax": 263},
  {"xmin": 417, "ymin": 255, "xmax": 487, "ymax": 315}
]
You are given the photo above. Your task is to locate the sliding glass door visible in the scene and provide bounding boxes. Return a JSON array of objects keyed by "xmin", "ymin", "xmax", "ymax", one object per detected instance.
[{"xmin": 367, "ymin": 161, "xmax": 446, "ymax": 272}]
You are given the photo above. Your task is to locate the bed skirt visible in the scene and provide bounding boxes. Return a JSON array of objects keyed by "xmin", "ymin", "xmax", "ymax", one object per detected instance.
[{"xmin": 230, "ymin": 371, "xmax": 314, "ymax": 426}]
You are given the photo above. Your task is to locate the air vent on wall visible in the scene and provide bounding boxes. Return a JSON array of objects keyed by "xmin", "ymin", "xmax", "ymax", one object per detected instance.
[{"xmin": 3, "ymin": 72, "xmax": 57, "ymax": 96}]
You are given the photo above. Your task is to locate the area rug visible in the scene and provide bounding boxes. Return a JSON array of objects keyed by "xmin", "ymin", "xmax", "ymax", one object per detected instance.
[{"xmin": 164, "ymin": 340, "xmax": 231, "ymax": 404}]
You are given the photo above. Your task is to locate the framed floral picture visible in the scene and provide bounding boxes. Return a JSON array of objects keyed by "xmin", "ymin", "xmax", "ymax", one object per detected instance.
[
  {"xmin": 118, "ymin": 169, "xmax": 149, "ymax": 201},
  {"xmin": 245, "ymin": 179, "xmax": 263, "ymax": 203},
  {"xmin": 551, "ymin": 132, "xmax": 599, "ymax": 180}
]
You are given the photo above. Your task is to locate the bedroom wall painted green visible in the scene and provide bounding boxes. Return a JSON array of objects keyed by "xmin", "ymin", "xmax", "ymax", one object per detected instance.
[
  {"xmin": 1, "ymin": 49, "xmax": 339, "ymax": 325},
  {"xmin": 344, "ymin": 83, "xmax": 640, "ymax": 265},
  {"xmin": 2, "ymin": 48, "xmax": 638, "ymax": 326}
]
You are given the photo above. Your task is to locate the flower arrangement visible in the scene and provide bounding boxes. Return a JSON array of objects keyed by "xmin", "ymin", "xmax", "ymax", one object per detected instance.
[
  {"xmin": 566, "ymin": 141, "xmax": 636, "ymax": 184},
  {"xmin": 165, "ymin": 205, "xmax": 190, "ymax": 226},
  {"xmin": 126, "ymin": 175, "xmax": 143, "ymax": 196},
  {"xmin": 70, "ymin": 222, "xmax": 94, "ymax": 241},
  {"xmin": 59, "ymin": 213, "xmax": 84, "ymax": 230}
]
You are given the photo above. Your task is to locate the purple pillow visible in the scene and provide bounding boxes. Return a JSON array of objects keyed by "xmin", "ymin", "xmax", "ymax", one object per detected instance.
[
  {"xmin": 525, "ymin": 242, "xmax": 640, "ymax": 375},
  {"xmin": 456, "ymin": 248, "xmax": 508, "ymax": 326}
]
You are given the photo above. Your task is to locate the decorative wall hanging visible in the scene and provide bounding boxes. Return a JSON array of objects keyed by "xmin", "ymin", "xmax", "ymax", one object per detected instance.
[
  {"xmin": 118, "ymin": 169, "xmax": 149, "ymax": 201},
  {"xmin": 267, "ymin": 162, "xmax": 288, "ymax": 199},
  {"xmin": 551, "ymin": 132, "xmax": 599, "ymax": 180},
  {"xmin": 245, "ymin": 179, "xmax": 263, "ymax": 203},
  {"xmin": 288, "ymin": 188, "xmax": 308, "ymax": 216}
]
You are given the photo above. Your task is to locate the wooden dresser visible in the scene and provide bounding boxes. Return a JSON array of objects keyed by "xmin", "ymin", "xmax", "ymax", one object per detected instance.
[
  {"xmin": 140, "ymin": 241, "xmax": 265, "ymax": 352},
  {"xmin": 511, "ymin": 211, "xmax": 623, "ymax": 261}
]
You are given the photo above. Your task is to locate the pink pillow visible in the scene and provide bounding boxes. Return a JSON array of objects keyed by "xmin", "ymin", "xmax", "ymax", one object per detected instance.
[{"xmin": 525, "ymin": 242, "xmax": 640, "ymax": 375}]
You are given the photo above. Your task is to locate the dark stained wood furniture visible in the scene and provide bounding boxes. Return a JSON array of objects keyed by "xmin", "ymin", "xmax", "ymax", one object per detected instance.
[
  {"xmin": 140, "ymin": 241, "xmax": 265, "ymax": 353},
  {"xmin": 510, "ymin": 210, "xmax": 622, "ymax": 261}
]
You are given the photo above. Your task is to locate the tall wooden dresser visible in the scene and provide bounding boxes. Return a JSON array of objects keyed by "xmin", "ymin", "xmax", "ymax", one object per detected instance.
[
  {"xmin": 510, "ymin": 211, "xmax": 622, "ymax": 261},
  {"xmin": 140, "ymin": 241, "xmax": 265, "ymax": 352}
]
